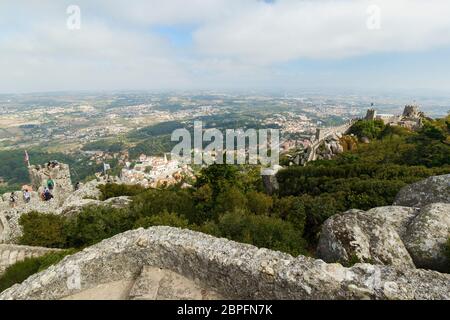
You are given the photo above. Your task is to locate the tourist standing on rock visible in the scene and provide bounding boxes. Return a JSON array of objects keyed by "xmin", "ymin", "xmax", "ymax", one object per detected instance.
[
  {"xmin": 75, "ymin": 181, "xmax": 80, "ymax": 190},
  {"xmin": 9, "ymin": 192, "xmax": 17, "ymax": 207},
  {"xmin": 47, "ymin": 177, "xmax": 55, "ymax": 192},
  {"xmin": 23, "ymin": 189, "xmax": 31, "ymax": 203}
]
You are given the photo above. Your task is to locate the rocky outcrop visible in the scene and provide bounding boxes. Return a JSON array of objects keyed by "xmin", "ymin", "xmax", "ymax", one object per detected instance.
[
  {"xmin": 404, "ymin": 203, "xmax": 450, "ymax": 272},
  {"xmin": 394, "ymin": 174, "xmax": 450, "ymax": 207},
  {"xmin": 0, "ymin": 227, "xmax": 448, "ymax": 300},
  {"xmin": 315, "ymin": 134, "xmax": 345, "ymax": 160},
  {"xmin": 317, "ymin": 203, "xmax": 450, "ymax": 272},
  {"xmin": 59, "ymin": 196, "xmax": 132, "ymax": 217},
  {"xmin": 64, "ymin": 180, "xmax": 103, "ymax": 204},
  {"xmin": 317, "ymin": 208, "xmax": 416, "ymax": 268},
  {"xmin": 261, "ymin": 165, "xmax": 282, "ymax": 195}
]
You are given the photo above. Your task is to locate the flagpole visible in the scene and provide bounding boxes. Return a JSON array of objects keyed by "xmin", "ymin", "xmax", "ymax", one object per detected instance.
[{"xmin": 25, "ymin": 150, "xmax": 31, "ymax": 167}]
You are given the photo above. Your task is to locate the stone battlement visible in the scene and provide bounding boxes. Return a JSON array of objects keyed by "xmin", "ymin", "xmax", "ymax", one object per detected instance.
[
  {"xmin": 0, "ymin": 227, "xmax": 448, "ymax": 300},
  {"xmin": 28, "ymin": 163, "xmax": 73, "ymax": 193}
]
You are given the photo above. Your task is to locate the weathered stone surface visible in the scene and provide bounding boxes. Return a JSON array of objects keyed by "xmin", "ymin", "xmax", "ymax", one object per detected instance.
[
  {"xmin": 63, "ymin": 179, "xmax": 103, "ymax": 204},
  {"xmin": 404, "ymin": 203, "xmax": 450, "ymax": 272},
  {"xmin": 103, "ymin": 196, "xmax": 132, "ymax": 209},
  {"xmin": 58, "ymin": 199, "xmax": 105, "ymax": 217},
  {"xmin": 0, "ymin": 227, "xmax": 448, "ymax": 300},
  {"xmin": 128, "ymin": 266, "xmax": 223, "ymax": 300},
  {"xmin": 59, "ymin": 197, "xmax": 132, "ymax": 217},
  {"xmin": 394, "ymin": 174, "xmax": 450, "ymax": 207},
  {"xmin": 366, "ymin": 206, "xmax": 419, "ymax": 239},
  {"xmin": 317, "ymin": 209, "xmax": 415, "ymax": 268},
  {"xmin": 28, "ymin": 163, "xmax": 73, "ymax": 206}
]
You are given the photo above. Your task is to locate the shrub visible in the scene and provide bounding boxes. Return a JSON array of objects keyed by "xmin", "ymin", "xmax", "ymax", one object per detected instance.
[
  {"xmin": 0, "ymin": 249, "xmax": 75, "ymax": 292},
  {"xmin": 19, "ymin": 212, "xmax": 67, "ymax": 248},
  {"xmin": 214, "ymin": 187, "xmax": 248, "ymax": 216},
  {"xmin": 134, "ymin": 211, "xmax": 189, "ymax": 229},
  {"xmin": 64, "ymin": 206, "xmax": 134, "ymax": 248},
  {"xmin": 206, "ymin": 209, "xmax": 307, "ymax": 257},
  {"xmin": 130, "ymin": 188, "xmax": 196, "ymax": 222},
  {"xmin": 273, "ymin": 196, "xmax": 306, "ymax": 235},
  {"xmin": 348, "ymin": 119, "xmax": 385, "ymax": 140},
  {"xmin": 98, "ymin": 183, "xmax": 146, "ymax": 200},
  {"xmin": 246, "ymin": 191, "xmax": 273, "ymax": 216}
]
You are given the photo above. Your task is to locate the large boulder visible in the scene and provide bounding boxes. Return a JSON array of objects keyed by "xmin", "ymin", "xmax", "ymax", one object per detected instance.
[
  {"xmin": 394, "ymin": 174, "xmax": 450, "ymax": 207},
  {"xmin": 317, "ymin": 208, "xmax": 415, "ymax": 268},
  {"xmin": 0, "ymin": 227, "xmax": 448, "ymax": 300},
  {"xmin": 366, "ymin": 206, "xmax": 419, "ymax": 239},
  {"xmin": 404, "ymin": 203, "xmax": 450, "ymax": 272}
]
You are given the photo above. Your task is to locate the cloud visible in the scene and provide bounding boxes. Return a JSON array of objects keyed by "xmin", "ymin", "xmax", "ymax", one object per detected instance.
[
  {"xmin": 193, "ymin": 0, "xmax": 450, "ymax": 63},
  {"xmin": 0, "ymin": 0, "xmax": 450, "ymax": 92}
]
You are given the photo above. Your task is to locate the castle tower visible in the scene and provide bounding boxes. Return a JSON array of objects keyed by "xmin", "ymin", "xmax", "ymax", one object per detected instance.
[
  {"xmin": 28, "ymin": 162, "xmax": 73, "ymax": 204},
  {"xmin": 315, "ymin": 128, "xmax": 325, "ymax": 141},
  {"xmin": 365, "ymin": 109, "xmax": 377, "ymax": 121},
  {"xmin": 402, "ymin": 104, "xmax": 420, "ymax": 119}
]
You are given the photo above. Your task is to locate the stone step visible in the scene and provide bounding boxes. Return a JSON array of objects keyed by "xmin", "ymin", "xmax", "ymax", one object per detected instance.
[
  {"xmin": 128, "ymin": 266, "xmax": 223, "ymax": 300},
  {"xmin": 8, "ymin": 250, "xmax": 18, "ymax": 265},
  {"xmin": 1, "ymin": 250, "xmax": 10, "ymax": 266}
]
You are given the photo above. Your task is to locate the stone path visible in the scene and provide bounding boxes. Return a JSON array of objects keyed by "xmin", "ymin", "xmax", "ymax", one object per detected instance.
[{"xmin": 63, "ymin": 266, "xmax": 223, "ymax": 300}]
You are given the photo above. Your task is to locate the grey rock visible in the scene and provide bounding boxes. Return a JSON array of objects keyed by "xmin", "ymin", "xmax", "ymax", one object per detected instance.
[
  {"xmin": 366, "ymin": 206, "xmax": 419, "ymax": 239},
  {"xmin": 404, "ymin": 203, "xmax": 450, "ymax": 272},
  {"xmin": 317, "ymin": 209, "xmax": 415, "ymax": 268},
  {"xmin": 394, "ymin": 174, "xmax": 450, "ymax": 207},
  {"xmin": 104, "ymin": 196, "xmax": 132, "ymax": 208}
]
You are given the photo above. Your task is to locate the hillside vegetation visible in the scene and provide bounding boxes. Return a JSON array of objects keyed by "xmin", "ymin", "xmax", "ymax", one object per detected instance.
[{"xmin": 16, "ymin": 115, "xmax": 450, "ymax": 257}]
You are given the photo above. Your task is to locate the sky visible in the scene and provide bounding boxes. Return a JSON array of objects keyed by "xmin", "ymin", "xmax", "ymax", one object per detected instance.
[{"xmin": 1, "ymin": 0, "xmax": 450, "ymax": 94}]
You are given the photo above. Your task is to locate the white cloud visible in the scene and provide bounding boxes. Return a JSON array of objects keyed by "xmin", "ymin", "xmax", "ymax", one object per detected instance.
[
  {"xmin": 193, "ymin": 0, "xmax": 450, "ymax": 63},
  {"xmin": 1, "ymin": 0, "xmax": 450, "ymax": 92}
]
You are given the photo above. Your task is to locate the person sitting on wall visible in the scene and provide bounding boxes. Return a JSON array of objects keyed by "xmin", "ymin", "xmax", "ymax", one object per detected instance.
[{"xmin": 42, "ymin": 187, "xmax": 53, "ymax": 201}]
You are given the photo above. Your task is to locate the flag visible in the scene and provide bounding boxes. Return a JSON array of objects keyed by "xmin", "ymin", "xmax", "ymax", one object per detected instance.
[
  {"xmin": 103, "ymin": 163, "xmax": 111, "ymax": 172},
  {"xmin": 24, "ymin": 150, "xmax": 30, "ymax": 167}
]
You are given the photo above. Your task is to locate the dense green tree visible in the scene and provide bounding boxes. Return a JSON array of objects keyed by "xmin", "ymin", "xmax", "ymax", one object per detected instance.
[
  {"xmin": 214, "ymin": 187, "xmax": 248, "ymax": 216},
  {"xmin": 98, "ymin": 183, "xmax": 146, "ymax": 200},
  {"xmin": 348, "ymin": 119, "xmax": 385, "ymax": 139},
  {"xmin": 64, "ymin": 206, "xmax": 134, "ymax": 248},
  {"xmin": 208, "ymin": 209, "xmax": 307, "ymax": 256},
  {"xmin": 246, "ymin": 191, "xmax": 273, "ymax": 216},
  {"xmin": 130, "ymin": 188, "xmax": 196, "ymax": 222}
]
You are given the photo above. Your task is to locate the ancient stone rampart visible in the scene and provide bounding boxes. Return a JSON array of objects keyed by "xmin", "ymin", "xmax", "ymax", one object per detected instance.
[
  {"xmin": 0, "ymin": 227, "xmax": 448, "ymax": 300},
  {"xmin": 28, "ymin": 163, "xmax": 73, "ymax": 204},
  {"xmin": 0, "ymin": 244, "xmax": 61, "ymax": 275}
]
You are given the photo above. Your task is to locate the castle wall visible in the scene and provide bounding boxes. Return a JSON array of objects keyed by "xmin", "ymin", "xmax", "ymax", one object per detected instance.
[
  {"xmin": 1, "ymin": 227, "xmax": 448, "ymax": 300},
  {"xmin": 0, "ymin": 244, "xmax": 61, "ymax": 275},
  {"xmin": 28, "ymin": 163, "xmax": 73, "ymax": 205}
]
